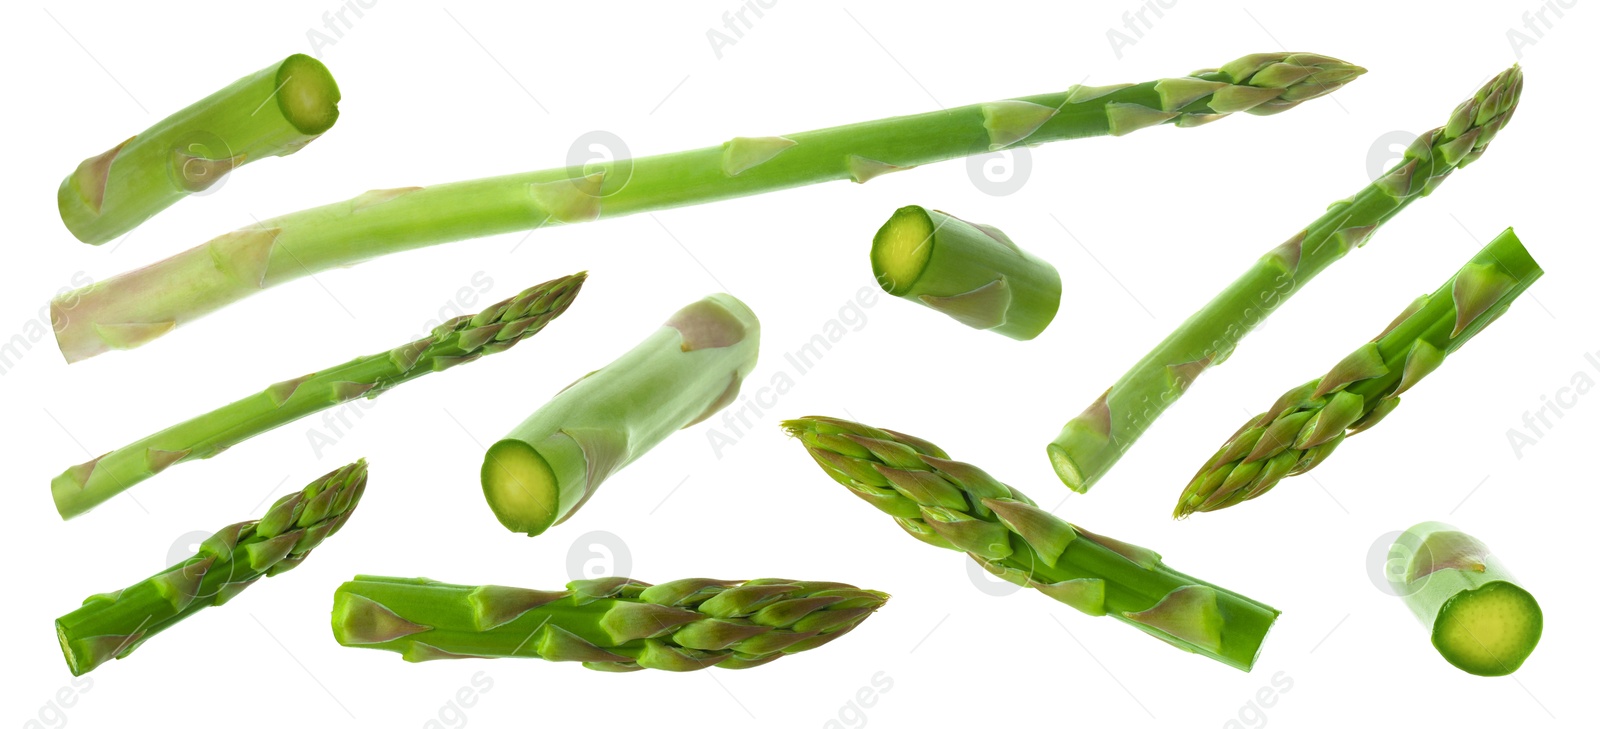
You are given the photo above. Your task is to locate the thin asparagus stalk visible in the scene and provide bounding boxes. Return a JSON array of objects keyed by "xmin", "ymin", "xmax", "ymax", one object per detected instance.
[
  {"xmin": 51, "ymin": 52, "xmax": 1362, "ymax": 363},
  {"xmin": 332, "ymin": 575, "xmax": 887, "ymax": 671},
  {"xmin": 783, "ymin": 416, "xmax": 1280, "ymax": 671},
  {"xmin": 482, "ymin": 293, "xmax": 759, "ymax": 536},
  {"xmin": 51, "ymin": 273, "xmax": 583, "ymax": 520},
  {"xmin": 1047, "ymin": 66, "xmax": 1522, "ymax": 494},
  {"xmin": 871, "ymin": 205, "xmax": 1061, "ymax": 340},
  {"xmin": 57, "ymin": 461, "xmax": 367, "ymax": 676},
  {"xmin": 1387, "ymin": 522, "xmax": 1542, "ymax": 676},
  {"xmin": 1175, "ymin": 229, "xmax": 1540, "ymax": 516},
  {"xmin": 58, "ymin": 54, "xmax": 341, "ymax": 245}
]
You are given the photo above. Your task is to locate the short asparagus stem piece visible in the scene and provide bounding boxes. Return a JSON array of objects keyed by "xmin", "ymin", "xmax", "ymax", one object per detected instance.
[
  {"xmin": 57, "ymin": 461, "xmax": 367, "ymax": 676},
  {"xmin": 1048, "ymin": 65, "xmax": 1523, "ymax": 494},
  {"xmin": 332, "ymin": 575, "xmax": 887, "ymax": 671},
  {"xmin": 51, "ymin": 52, "xmax": 1361, "ymax": 362},
  {"xmin": 50, "ymin": 273, "xmax": 584, "ymax": 519},
  {"xmin": 58, "ymin": 54, "xmax": 341, "ymax": 245},
  {"xmin": 1387, "ymin": 522, "xmax": 1542, "ymax": 676},
  {"xmin": 1175, "ymin": 228, "xmax": 1541, "ymax": 516},
  {"xmin": 783, "ymin": 416, "xmax": 1280, "ymax": 671},
  {"xmin": 483, "ymin": 294, "xmax": 760, "ymax": 536},
  {"xmin": 871, "ymin": 206, "xmax": 1061, "ymax": 340}
]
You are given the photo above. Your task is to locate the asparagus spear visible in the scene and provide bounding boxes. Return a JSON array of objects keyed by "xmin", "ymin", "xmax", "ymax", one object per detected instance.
[
  {"xmin": 1175, "ymin": 229, "xmax": 1540, "ymax": 516},
  {"xmin": 1387, "ymin": 522, "xmax": 1542, "ymax": 676},
  {"xmin": 783, "ymin": 416, "xmax": 1280, "ymax": 671},
  {"xmin": 58, "ymin": 54, "xmax": 341, "ymax": 245},
  {"xmin": 871, "ymin": 205, "xmax": 1061, "ymax": 340},
  {"xmin": 332, "ymin": 575, "xmax": 887, "ymax": 671},
  {"xmin": 1048, "ymin": 65, "xmax": 1523, "ymax": 494},
  {"xmin": 482, "ymin": 293, "xmax": 759, "ymax": 536},
  {"xmin": 51, "ymin": 273, "xmax": 583, "ymax": 520},
  {"xmin": 57, "ymin": 461, "xmax": 367, "ymax": 676},
  {"xmin": 52, "ymin": 52, "xmax": 1362, "ymax": 363}
]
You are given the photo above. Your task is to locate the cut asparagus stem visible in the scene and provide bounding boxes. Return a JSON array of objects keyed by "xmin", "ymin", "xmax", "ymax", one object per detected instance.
[
  {"xmin": 482, "ymin": 293, "xmax": 759, "ymax": 536},
  {"xmin": 51, "ymin": 52, "xmax": 1362, "ymax": 363},
  {"xmin": 56, "ymin": 461, "xmax": 367, "ymax": 676},
  {"xmin": 331, "ymin": 575, "xmax": 887, "ymax": 671},
  {"xmin": 1387, "ymin": 522, "xmax": 1542, "ymax": 676},
  {"xmin": 1175, "ymin": 229, "xmax": 1540, "ymax": 516},
  {"xmin": 58, "ymin": 54, "xmax": 341, "ymax": 245},
  {"xmin": 1048, "ymin": 65, "xmax": 1522, "ymax": 494},
  {"xmin": 50, "ymin": 273, "xmax": 583, "ymax": 520},
  {"xmin": 871, "ymin": 206, "xmax": 1061, "ymax": 340},
  {"xmin": 782, "ymin": 416, "xmax": 1280, "ymax": 671}
]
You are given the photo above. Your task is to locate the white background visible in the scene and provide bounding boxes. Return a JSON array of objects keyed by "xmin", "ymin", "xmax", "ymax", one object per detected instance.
[{"xmin": 3, "ymin": 1, "xmax": 1595, "ymax": 727}]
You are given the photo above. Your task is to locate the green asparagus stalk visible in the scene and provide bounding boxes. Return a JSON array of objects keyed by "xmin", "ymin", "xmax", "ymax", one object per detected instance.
[
  {"xmin": 332, "ymin": 575, "xmax": 887, "ymax": 671},
  {"xmin": 783, "ymin": 416, "xmax": 1280, "ymax": 671},
  {"xmin": 58, "ymin": 54, "xmax": 341, "ymax": 245},
  {"xmin": 1175, "ymin": 228, "xmax": 1540, "ymax": 516},
  {"xmin": 482, "ymin": 293, "xmax": 759, "ymax": 536},
  {"xmin": 57, "ymin": 460, "xmax": 367, "ymax": 676},
  {"xmin": 52, "ymin": 52, "xmax": 1362, "ymax": 363},
  {"xmin": 1048, "ymin": 65, "xmax": 1522, "ymax": 494},
  {"xmin": 51, "ymin": 273, "xmax": 583, "ymax": 520},
  {"xmin": 1387, "ymin": 522, "xmax": 1542, "ymax": 676},
  {"xmin": 871, "ymin": 206, "xmax": 1061, "ymax": 340}
]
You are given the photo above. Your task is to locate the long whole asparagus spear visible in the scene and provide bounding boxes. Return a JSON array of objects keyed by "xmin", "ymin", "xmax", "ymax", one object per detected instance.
[
  {"xmin": 482, "ymin": 293, "xmax": 759, "ymax": 536},
  {"xmin": 59, "ymin": 54, "xmax": 341, "ymax": 245},
  {"xmin": 1048, "ymin": 65, "xmax": 1522, "ymax": 494},
  {"xmin": 57, "ymin": 461, "xmax": 367, "ymax": 675},
  {"xmin": 51, "ymin": 52, "xmax": 1362, "ymax": 363},
  {"xmin": 783, "ymin": 416, "xmax": 1280, "ymax": 671},
  {"xmin": 51, "ymin": 273, "xmax": 583, "ymax": 520},
  {"xmin": 332, "ymin": 575, "xmax": 887, "ymax": 671},
  {"xmin": 1175, "ymin": 228, "xmax": 1540, "ymax": 516}
]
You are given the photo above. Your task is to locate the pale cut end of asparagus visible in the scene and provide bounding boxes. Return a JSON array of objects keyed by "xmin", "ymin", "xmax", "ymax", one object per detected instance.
[
  {"xmin": 481, "ymin": 440, "xmax": 562, "ymax": 535},
  {"xmin": 1433, "ymin": 581, "xmax": 1542, "ymax": 677},
  {"xmin": 276, "ymin": 54, "xmax": 342, "ymax": 135},
  {"xmin": 871, "ymin": 206, "xmax": 936, "ymax": 295}
]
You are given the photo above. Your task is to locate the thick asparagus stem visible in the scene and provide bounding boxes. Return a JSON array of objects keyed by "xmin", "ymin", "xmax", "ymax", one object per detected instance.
[
  {"xmin": 1387, "ymin": 522, "xmax": 1542, "ymax": 676},
  {"xmin": 1175, "ymin": 229, "xmax": 1540, "ymax": 516},
  {"xmin": 871, "ymin": 206, "xmax": 1061, "ymax": 340},
  {"xmin": 56, "ymin": 461, "xmax": 367, "ymax": 676},
  {"xmin": 51, "ymin": 52, "xmax": 1362, "ymax": 362},
  {"xmin": 331, "ymin": 575, "xmax": 887, "ymax": 671},
  {"xmin": 58, "ymin": 54, "xmax": 341, "ymax": 245},
  {"xmin": 482, "ymin": 294, "xmax": 759, "ymax": 536},
  {"xmin": 51, "ymin": 273, "xmax": 583, "ymax": 520},
  {"xmin": 1048, "ymin": 65, "xmax": 1522, "ymax": 494},
  {"xmin": 782, "ymin": 416, "xmax": 1279, "ymax": 671}
]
